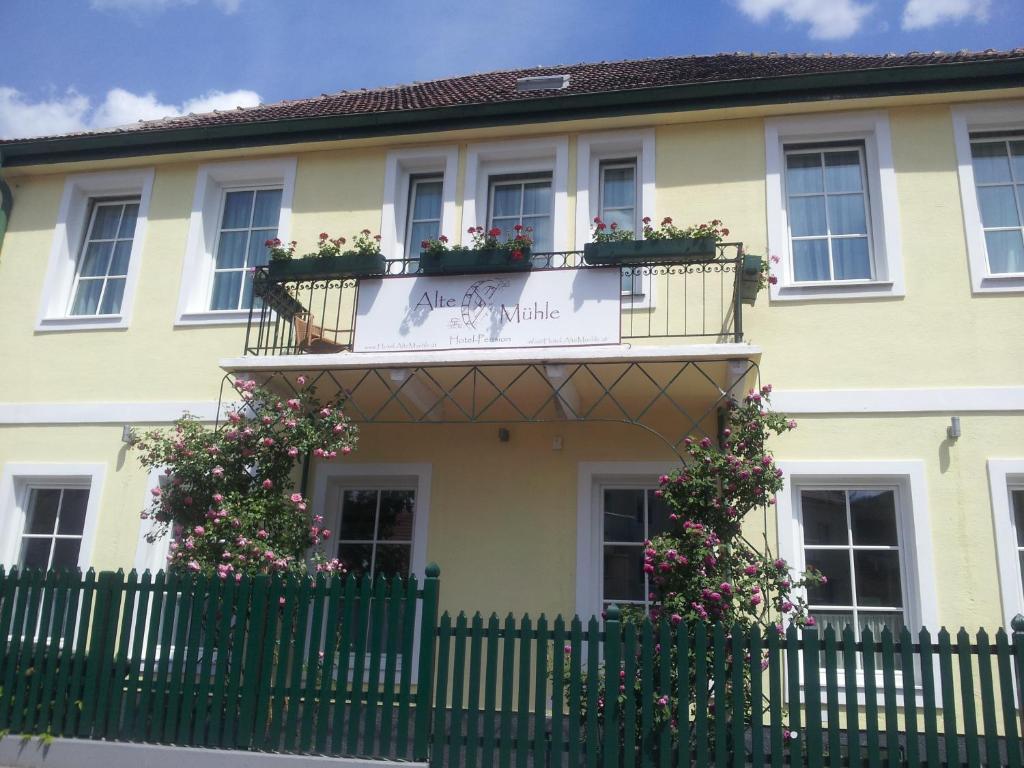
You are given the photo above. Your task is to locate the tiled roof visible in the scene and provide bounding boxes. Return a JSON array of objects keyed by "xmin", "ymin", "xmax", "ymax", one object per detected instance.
[{"xmin": 3, "ymin": 49, "xmax": 1024, "ymax": 145}]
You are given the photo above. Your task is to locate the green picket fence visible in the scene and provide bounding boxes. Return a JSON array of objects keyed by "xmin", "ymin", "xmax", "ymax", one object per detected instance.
[
  {"xmin": 427, "ymin": 606, "xmax": 1024, "ymax": 768},
  {"xmin": 1, "ymin": 565, "xmax": 1023, "ymax": 767},
  {"xmin": 0, "ymin": 565, "xmax": 438, "ymax": 760}
]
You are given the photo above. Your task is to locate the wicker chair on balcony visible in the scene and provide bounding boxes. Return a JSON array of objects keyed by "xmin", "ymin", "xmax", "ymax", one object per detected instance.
[{"xmin": 292, "ymin": 312, "xmax": 346, "ymax": 354}]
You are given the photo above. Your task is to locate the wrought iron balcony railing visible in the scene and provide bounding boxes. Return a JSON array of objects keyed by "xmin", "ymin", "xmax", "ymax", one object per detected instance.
[{"xmin": 244, "ymin": 244, "xmax": 748, "ymax": 357}]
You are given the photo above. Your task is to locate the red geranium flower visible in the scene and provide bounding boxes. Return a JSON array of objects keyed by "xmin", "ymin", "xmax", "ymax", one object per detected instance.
[
  {"xmin": 488, "ymin": 227, "xmax": 501, "ymax": 237},
  {"xmin": 319, "ymin": 232, "xmax": 329, "ymax": 240},
  {"xmin": 511, "ymin": 250, "xmax": 523, "ymax": 261},
  {"xmin": 421, "ymin": 240, "xmax": 430, "ymax": 249}
]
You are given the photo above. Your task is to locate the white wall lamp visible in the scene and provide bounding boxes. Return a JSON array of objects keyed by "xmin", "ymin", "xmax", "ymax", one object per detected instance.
[{"xmin": 947, "ymin": 416, "xmax": 961, "ymax": 441}]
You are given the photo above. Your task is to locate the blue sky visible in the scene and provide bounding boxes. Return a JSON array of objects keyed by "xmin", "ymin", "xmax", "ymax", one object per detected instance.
[{"xmin": 1, "ymin": 0, "xmax": 1022, "ymax": 139}]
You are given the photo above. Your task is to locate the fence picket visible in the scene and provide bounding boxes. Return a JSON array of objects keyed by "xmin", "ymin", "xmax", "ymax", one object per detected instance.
[
  {"xmin": 331, "ymin": 572, "xmax": 356, "ymax": 754},
  {"xmin": 861, "ymin": 626, "xmax": 881, "ymax": 768},
  {"xmin": 192, "ymin": 574, "xmax": 221, "ymax": 747},
  {"xmin": 623, "ymin": 620, "xmax": 638, "ymax": 768},
  {"xmin": 343, "ymin": 574, "xmax": 369, "ymax": 755},
  {"xmin": 434, "ymin": 613, "xmax": 452, "ymax": 764},
  {"xmin": 937, "ymin": 629, "xmax": 958, "ymax": 768},
  {"xmin": 394, "ymin": 574, "xmax": 419, "ymax": 757},
  {"xmin": 899, "ymin": 626, "xmax": 919, "ymax": 768},
  {"xmin": 995, "ymin": 628, "xmax": 1022, "ymax": 768},
  {"xmin": 514, "ymin": 614, "xmax": 532, "ymax": 768},
  {"xmin": 176, "ymin": 573, "xmax": 208, "ymax": 744},
  {"xmin": 378, "ymin": 575, "xmax": 405, "ymax": 757},
  {"xmin": 23, "ymin": 570, "xmax": 58, "ymax": 735},
  {"xmin": 300, "ymin": 573, "xmax": 328, "ymax": 753},
  {"xmin": 917, "ymin": 627, "xmax": 940, "ymax": 768},
  {"xmin": 482, "ymin": 613, "xmax": 501, "ymax": 768},
  {"xmin": 957, "ymin": 628, "xmax": 981, "ymax": 768},
  {"xmin": 465, "ymin": 613, "xmax": 483, "ymax": 768},
  {"xmin": 449, "ymin": 612, "xmax": 468, "ymax": 768},
  {"xmin": 567, "ymin": 616, "xmax": 582, "ymax": 768},
  {"xmin": 533, "ymin": 614, "xmax": 549, "ymax": 768},
  {"xmin": 585, "ymin": 616, "xmax": 600, "ymax": 768},
  {"xmin": 748, "ymin": 625, "xmax": 763, "ymax": 768},
  {"xmin": 220, "ymin": 575, "xmax": 251, "ymax": 748},
  {"xmin": 314, "ymin": 573, "xmax": 342, "ymax": 754},
  {"xmin": 283, "ymin": 575, "xmax": 311, "ymax": 752},
  {"xmin": 694, "ymin": 622, "xmax": 709, "ymax": 768},
  {"xmin": 604, "ymin": 607, "xmax": 622, "ymax": 768},
  {"xmin": 10, "ymin": 569, "xmax": 43, "ymax": 734},
  {"xmin": 768, "ymin": 627, "xmax": 783, "ymax": 768},
  {"xmin": 803, "ymin": 625, "xmax": 823, "ymax": 768},
  {"xmin": 252, "ymin": 574, "xmax": 283, "ymax": 751},
  {"xmin": 880, "ymin": 628, "xmax": 899, "ymax": 768},
  {"xmin": 134, "ymin": 570, "xmax": 163, "ymax": 741},
  {"xmin": 784, "ymin": 624, "xmax": 800, "ymax": 765},
  {"xmin": 36, "ymin": 569, "xmax": 71, "ymax": 737},
  {"xmin": 976, "ymin": 628, "xmax": 1000, "ymax": 768},
  {"xmin": 822, "ymin": 626, "xmax": 840, "ymax": 768},
  {"xmin": 360, "ymin": 575, "xmax": 388, "ymax": 756},
  {"xmin": 205, "ymin": 573, "xmax": 236, "ymax": 747}
]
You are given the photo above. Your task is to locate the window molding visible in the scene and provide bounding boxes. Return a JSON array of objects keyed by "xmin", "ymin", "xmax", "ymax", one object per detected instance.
[
  {"xmin": 987, "ymin": 459, "xmax": 1024, "ymax": 626},
  {"xmin": 575, "ymin": 461, "xmax": 676, "ymax": 619},
  {"xmin": 134, "ymin": 466, "xmax": 170, "ymax": 574},
  {"xmin": 575, "ymin": 129, "xmax": 656, "ymax": 306},
  {"xmin": 775, "ymin": 460, "xmax": 938, "ymax": 632},
  {"xmin": 311, "ymin": 462, "xmax": 431, "ymax": 581},
  {"xmin": 380, "ymin": 146, "xmax": 458, "ymax": 262},
  {"xmin": 463, "ymin": 137, "xmax": 569, "ymax": 250},
  {"xmin": 951, "ymin": 101, "xmax": 1024, "ymax": 293},
  {"xmin": 176, "ymin": 158, "xmax": 296, "ymax": 326},
  {"xmin": 765, "ymin": 112, "xmax": 904, "ymax": 301},
  {"xmin": 36, "ymin": 168, "xmax": 154, "ymax": 332},
  {"xmin": 0, "ymin": 462, "xmax": 105, "ymax": 570}
]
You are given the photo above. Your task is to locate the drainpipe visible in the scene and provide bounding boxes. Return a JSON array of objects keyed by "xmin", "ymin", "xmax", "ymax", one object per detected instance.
[{"xmin": 0, "ymin": 157, "xmax": 12, "ymax": 254}]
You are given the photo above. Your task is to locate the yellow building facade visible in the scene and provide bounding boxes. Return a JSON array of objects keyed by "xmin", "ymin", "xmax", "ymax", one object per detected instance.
[{"xmin": 0, "ymin": 53, "xmax": 1022, "ymax": 642}]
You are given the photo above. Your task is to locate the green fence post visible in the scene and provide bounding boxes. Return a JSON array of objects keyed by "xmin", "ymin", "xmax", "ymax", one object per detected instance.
[
  {"xmin": 603, "ymin": 605, "xmax": 621, "ymax": 768},
  {"xmin": 1012, "ymin": 615, "xmax": 1024, "ymax": 768},
  {"xmin": 413, "ymin": 563, "xmax": 441, "ymax": 762}
]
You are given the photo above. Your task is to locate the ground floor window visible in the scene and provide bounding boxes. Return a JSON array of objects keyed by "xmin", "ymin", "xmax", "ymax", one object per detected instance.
[
  {"xmin": 330, "ymin": 486, "xmax": 416, "ymax": 579},
  {"xmin": 18, "ymin": 487, "xmax": 90, "ymax": 569},
  {"xmin": 601, "ymin": 485, "xmax": 672, "ymax": 613}
]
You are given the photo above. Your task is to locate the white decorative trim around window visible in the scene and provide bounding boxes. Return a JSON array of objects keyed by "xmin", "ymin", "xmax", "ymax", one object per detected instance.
[
  {"xmin": 951, "ymin": 101, "xmax": 1024, "ymax": 294},
  {"xmin": 765, "ymin": 111, "xmax": 904, "ymax": 301},
  {"xmin": 462, "ymin": 137, "xmax": 569, "ymax": 251},
  {"xmin": 575, "ymin": 461, "xmax": 677, "ymax": 619},
  {"xmin": 988, "ymin": 459, "xmax": 1024, "ymax": 626},
  {"xmin": 134, "ymin": 466, "xmax": 171, "ymax": 574},
  {"xmin": 0, "ymin": 462, "xmax": 105, "ymax": 570},
  {"xmin": 176, "ymin": 157, "xmax": 296, "ymax": 326},
  {"xmin": 775, "ymin": 460, "xmax": 937, "ymax": 705},
  {"xmin": 36, "ymin": 169, "xmax": 155, "ymax": 332},
  {"xmin": 575, "ymin": 129, "xmax": 656, "ymax": 306},
  {"xmin": 380, "ymin": 146, "xmax": 458, "ymax": 262}
]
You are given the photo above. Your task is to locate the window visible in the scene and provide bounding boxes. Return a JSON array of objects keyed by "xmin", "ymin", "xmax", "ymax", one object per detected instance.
[
  {"xmin": 952, "ymin": 102, "xmax": 1024, "ymax": 293},
  {"xmin": 333, "ymin": 487, "xmax": 416, "ymax": 579},
  {"xmin": 177, "ymin": 158, "xmax": 296, "ymax": 325},
  {"xmin": 601, "ymin": 486, "xmax": 672, "ymax": 613},
  {"xmin": 68, "ymin": 199, "xmax": 139, "ymax": 316},
  {"xmin": 464, "ymin": 137, "xmax": 569, "ymax": 253},
  {"xmin": 37, "ymin": 169, "xmax": 154, "ymax": 331},
  {"xmin": 799, "ymin": 488, "xmax": 906, "ymax": 643},
  {"xmin": 968, "ymin": 135, "xmax": 1024, "ymax": 274},
  {"xmin": 0, "ymin": 463, "xmax": 104, "ymax": 571},
  {"xmin": 209, "ymin": 187, "xmax": 282, "ymax": 311},
  {"xmin": 988, "ymin": 460, "xmax": 1024, "ymax": 625},
  {"xmin": 18, "ymin": 487, "xmax": 90, "ymax": 569},
  {"xmin": 487, "ymin": 174, "xmax": 553, "ymax": 252},
  {"xmin": 784, "ymin": 146, "xmax": 873, "ymax": 282},
  {"xmin": 576, "ymin": 130, "xmax": 656, "ymax": 304},
  {"xmin": 599, "ymin": 160, "xmax": 643, "ymax": 295},
  {"xmin": 404, "ymin": 175, "xmax": 443, "ymax": 272},
  {"xmin": 765, "ymin": 112, "xmax": 904, "ymax": 300}
]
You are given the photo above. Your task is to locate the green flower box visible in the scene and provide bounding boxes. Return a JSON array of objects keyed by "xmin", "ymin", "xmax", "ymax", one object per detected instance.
[
  {"xmin": 267, "ymin": 253, "xmax": 387, "ymax": 281},
  {"xmin": 739, "ymin": 254, "xmax": 764, "ymax": 304},
  {"xmin": 582, "ymin": 237, "xmax": 718, "ymax": 265},
  {"xmin": 418, "ymin": 247, "xmax": 533, "ymax": 275}
]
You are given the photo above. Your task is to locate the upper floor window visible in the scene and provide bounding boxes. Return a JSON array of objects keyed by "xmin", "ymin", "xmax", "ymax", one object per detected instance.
[
  {"xmin": 210, "ymin": 187, "xmax": 282, "ymax": 311},
  {"xmin": 784, "ymin": 145, "xmax": 873, "ymax": 282},
  {"xmin": 37, "ymin": 169, "xmax": 154, "ymax": 332},
  {"xmin": 405, "ymin": 175, "xmax": 443, "ymax": 272},
  {"xmin": 487, "ymin": 174, "xmax": 553, "ymax": 252},
  {"xmin": 765, "ymin": 112, "xmax": 904, "ymax": 301},
  {"xmin": 176, "ymin": 158, "xmax": 296, "ymax": 325},
  {"xmin": 969, "ymin": 135, "xmax": 1024, "ymax": 275},
  {"xmin": 69, "ymin": 199, "xmax": 140, "ymax": 316},
  {"xmin": 598, "ymin": 160, "xmax": 638, "ymax": 233}
]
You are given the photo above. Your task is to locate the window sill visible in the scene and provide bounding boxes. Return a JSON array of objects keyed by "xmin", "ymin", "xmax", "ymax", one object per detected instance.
[
  {"xmin": 974, "ymin": 272, "xmax": 1024, "ymax": 294},
  {"xmin": 770, "ymin": 280, "xmax": 900, "ymax": 302},
  {"xmin": 175, "ymin": 310, "xmax": 252, "ymax": 327},
  {"xmin": 36, "ymin": 315, "xmax": 129, "ymax": 333}
]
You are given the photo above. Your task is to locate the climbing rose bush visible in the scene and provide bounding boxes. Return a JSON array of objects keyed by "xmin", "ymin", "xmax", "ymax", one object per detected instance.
[
  {"xmin": 569, "ymin": 385, "xmax": 825, "ymax": 751},
  {"xmin": 132, "ymin": 377, "xmax": 357, "ymax": 579}
]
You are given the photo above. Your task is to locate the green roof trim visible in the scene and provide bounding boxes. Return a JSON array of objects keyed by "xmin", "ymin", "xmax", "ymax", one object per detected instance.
[{"xmin": 1, "ymin": 57, "xmax": 1023, "ymax": 168}]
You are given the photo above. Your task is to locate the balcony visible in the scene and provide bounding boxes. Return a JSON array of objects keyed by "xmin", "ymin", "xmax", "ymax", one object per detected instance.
[{"xmin": 243, "ymin": 244, "xmax": 750, "ymax": 357}]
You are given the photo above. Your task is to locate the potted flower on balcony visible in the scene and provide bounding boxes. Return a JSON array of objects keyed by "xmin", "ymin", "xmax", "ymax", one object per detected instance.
[
  {"xmin": 419, "ymin": 226, "xmax": 533, "ymax": 275},
  {"xmin": 738, "ymin": 253, "xmax": 778, "ymax": 304},
  {"xmin": 582, "ymin": 217, "xmax": 728, "ymax": 265},
  {"xmin": 266, "ymin": 230, "xmax": 387, "ymax": 280}
]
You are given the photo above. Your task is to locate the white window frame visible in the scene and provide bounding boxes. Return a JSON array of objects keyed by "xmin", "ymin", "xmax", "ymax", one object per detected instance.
[
  {"xmin": 486, "ymin": 172, "xmax": 554, "ymax": 250},
  {"xmin": 952, "ymin": 101, "xmax": 1024, "ymax": 293},
  {"xmin": 134, "ymin": 466, "xmax": 171, "ymax": 574},
  {"xmin": 380, "ymin": 146, "xmax": 458, "ymax": 263},
  {"xmin": 765, "ymin": 112, "xmax": 904, "ymax": 301},
  {"xmin": 776, "ymin": 460, "xmax": 937, "ymax": 705},
  {"xmin": 176, "ymin": 158, "xmax": 296, "ymax": 326},
  {"xmin": 37, "ymin": 169, "xmax": 154, "ymax": 332},
  {"xmin": 463, "ymin": 137, "xmax": 569, "ymax": 251},
  {"xmin": 575, "ymin": 129, "xmax": 656, "ymax": 304},
  {"xmin": 0, "ymin": 462, "xmax": 105, "ymax": 571},
  {"xmin": 575, "ymin": 461, "xmax": 676, "ymax": 618},
  {"xmin": 988, "ymin": 459, "xmax": 1024, "ymax": 626}
]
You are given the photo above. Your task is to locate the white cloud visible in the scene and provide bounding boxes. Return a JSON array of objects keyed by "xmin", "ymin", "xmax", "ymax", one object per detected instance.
[
  {"xmin": 902, "ymin": 0, "xmax": 991, "ymax": 29},
  {"xmin": 735, "ymin": 0, "xmax": 875, "ymax": 40},
  {"xmin": 0, "ymin": 87, "xmax": 261, "ymax": 140}
]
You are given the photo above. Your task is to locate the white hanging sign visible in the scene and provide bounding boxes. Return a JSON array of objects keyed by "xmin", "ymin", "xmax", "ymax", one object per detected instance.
[{"xmin": 353, "ymin": 268, "xmax": 621, "ymax": 352}]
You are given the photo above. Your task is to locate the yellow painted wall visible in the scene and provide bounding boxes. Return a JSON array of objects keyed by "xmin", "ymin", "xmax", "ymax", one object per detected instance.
[{"xmin": 1, "ymin": 95, "xmax": 1022, "ymax": 630}]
